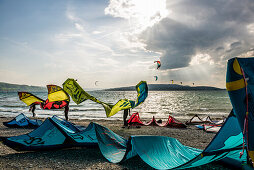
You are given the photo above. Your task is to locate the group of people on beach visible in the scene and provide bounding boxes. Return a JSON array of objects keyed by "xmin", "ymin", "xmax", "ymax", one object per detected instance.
[
  {"xmin": 29, "ymin": 101, "xmax": 69, "ymax": 121},
  {"xmin": 29, "ymin": 101, "xmax": 129, "ymax": 125}
]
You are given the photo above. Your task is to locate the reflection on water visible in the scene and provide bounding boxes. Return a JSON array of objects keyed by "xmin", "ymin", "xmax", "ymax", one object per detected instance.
[{"xmin": 0, "ymin": 90, "xmax": 231, "ymax": 120}]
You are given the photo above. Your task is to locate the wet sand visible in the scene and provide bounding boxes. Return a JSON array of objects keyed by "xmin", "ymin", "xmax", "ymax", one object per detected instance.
[{"xmin": 0, "ymin": 116, "xmax": 233, "ymax": 169}]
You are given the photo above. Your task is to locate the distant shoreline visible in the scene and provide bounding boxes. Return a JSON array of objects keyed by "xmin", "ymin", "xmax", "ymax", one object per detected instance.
[
  {"xmin": 0, "ymin": 82, "xmax": 46, "ymax": 93},
  {"xmin": 0, "ymin": 82, "xmax": 225, "ymax": 92},
  {"xmin": 103, "ymin": 89, "xmax": 226, "ymax": 91},
  {"xmin": 103, "ymin": 84, "xmax": 225, "ymax": 91}
]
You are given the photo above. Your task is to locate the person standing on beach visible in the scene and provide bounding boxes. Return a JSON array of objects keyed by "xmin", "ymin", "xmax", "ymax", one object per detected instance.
[
  {"xmin": 122, "ymin": 108, "xmax": 130, "ymax": 127},
  {"xmin": 41, "ymin": 100, "xmax": 70, "ymax": 121},
  {"xmin": 28, "ymin": 100, "xmax": 69, "ymax": 120},
  {"xmin": 64, "ymin": 102, "xmax": 69, "ymax": 121},
  {"xmin": 29, "ymin": 103, "xmax": 36, "ymax": 117}
]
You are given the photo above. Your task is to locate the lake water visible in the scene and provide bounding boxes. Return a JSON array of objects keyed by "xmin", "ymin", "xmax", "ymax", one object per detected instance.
[{"xmin": 0, "ymin": 90, "xmax": 232, "ymax": 121}]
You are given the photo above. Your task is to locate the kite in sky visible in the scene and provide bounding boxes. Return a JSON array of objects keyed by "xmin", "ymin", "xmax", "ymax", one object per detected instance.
[
  {"xmin": 154, "ymin": 76, "xmax": 158, "ymax": 81},
  {"xmin": 154, "ymin": 61, "xmax": 161, "ymax": 69}
]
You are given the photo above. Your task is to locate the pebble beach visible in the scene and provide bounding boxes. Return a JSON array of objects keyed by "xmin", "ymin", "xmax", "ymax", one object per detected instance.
[{"xmin": 0, "ymin": 116, "xmax": 234, "ymax": 169}]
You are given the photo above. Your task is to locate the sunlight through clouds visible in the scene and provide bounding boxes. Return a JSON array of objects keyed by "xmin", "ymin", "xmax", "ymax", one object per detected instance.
[
  {"xmin": 190, "ymin": 54, "xmax": 214, "ymax": 66},
  {"xmin": 105, "ymin": 0, "xmax": 168, "ymax": 33},
  {"xmin": 1, "ymin": 0, "xmax": 253, "ymax": 88}
]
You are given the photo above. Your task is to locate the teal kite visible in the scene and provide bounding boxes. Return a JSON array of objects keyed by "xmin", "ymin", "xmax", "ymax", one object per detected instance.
[
  {"xmin": 154, "ymin": 76, "xmax": 158, "ymax": 81},
  {"xmin": 226, "ymin": 57, "xmax": 254, "ymax": 165}
]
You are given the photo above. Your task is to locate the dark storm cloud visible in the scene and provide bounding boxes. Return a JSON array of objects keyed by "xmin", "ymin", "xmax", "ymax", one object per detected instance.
[{"xmin": 139, "ymin": 0, "xmax": 254, "ymax": 70}]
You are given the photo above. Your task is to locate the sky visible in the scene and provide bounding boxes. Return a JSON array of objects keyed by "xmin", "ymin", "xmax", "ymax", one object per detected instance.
[{"xmin": 0, "ymin": 0, "xmax": 254, "ymax": 89}]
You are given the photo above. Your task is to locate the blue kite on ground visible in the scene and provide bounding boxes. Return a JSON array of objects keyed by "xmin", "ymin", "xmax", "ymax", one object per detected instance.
[
  {"xmin": 3, "ymin": 113, "xmax": 42, "ymax": 128},
  {"xmin": 0, "ymin": 113, "xmax": 249, "ymax": 169}
]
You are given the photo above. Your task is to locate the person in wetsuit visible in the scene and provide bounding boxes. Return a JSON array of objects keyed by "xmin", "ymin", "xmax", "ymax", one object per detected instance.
[{"xmin": 122, "ymin": 108, "xmax": 130, "ymax": 128}]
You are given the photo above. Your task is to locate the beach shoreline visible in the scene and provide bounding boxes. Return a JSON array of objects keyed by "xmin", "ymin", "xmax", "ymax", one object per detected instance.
[{"xmin": 0, "ymin": 116, "xmax": 232, "ymax": 169}]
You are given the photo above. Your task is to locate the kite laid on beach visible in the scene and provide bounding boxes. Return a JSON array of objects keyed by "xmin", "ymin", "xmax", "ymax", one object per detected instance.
[
  {"xmin": 154, "ymin": 60, "xmax": 161, "ymax": 69},
  {"xmin": 127, "ymin": 112, "xmax": 186, "ymax": 128},
  {"xmin": 185, "ymin": 114, "xmax": 215, "ymax": 125},
  {"xmin": 63, "ymin": 79, "xmax": 148, "ymax": 117},
  {"xmin": 3, "ymin": 113, "xmax": 42, "ymax": 128},
  {"xmin": 0, "ymin": 112, "xmax": 248, "ymax": 169}
]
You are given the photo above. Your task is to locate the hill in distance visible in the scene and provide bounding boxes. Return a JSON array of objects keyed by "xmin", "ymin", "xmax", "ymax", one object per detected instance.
[
  {"xmin": 0, "ymin": 82, "xmax": 225, "ymax": 92},
  {"xmin": 104, "ymin": 84, "xmax": 225, "ymax": 91},
  {"xmin": 0, "ymin": 82, "xmax": 47, "ymax": 92}
]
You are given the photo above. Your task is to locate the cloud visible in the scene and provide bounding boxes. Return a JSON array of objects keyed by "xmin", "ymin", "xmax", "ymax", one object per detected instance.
[
  {"xmin": 92, "ymin": 31, "xmax": 102, "ymax": 34},
  {"xmin": 75, "ymin": 23, "xmax": 85, "ymax": 31},
  {"xmin": 104, "ymin": 0, "xmax": 254, "ymax": 87},
  {"xmin": 105, "ymin": 0, "xmax": 168, "ymax": 32},
  {"xmin": 138, "ymin": 0, "xmax": 254, "ymax": 70}
]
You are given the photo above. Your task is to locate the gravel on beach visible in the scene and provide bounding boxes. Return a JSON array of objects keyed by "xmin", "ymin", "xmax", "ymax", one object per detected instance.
[{"xmin": 0, "ymin": 116, "xmax": 234, "ymax": 169}]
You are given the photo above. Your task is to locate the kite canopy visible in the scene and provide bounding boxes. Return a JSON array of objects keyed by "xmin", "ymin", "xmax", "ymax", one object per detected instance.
[
  {"xmin": 127, "ymin": 113, "xmax": 186, "ymax": 128},
  {"xmin": 62, "ymin": 78, "xmax": 114, "ymax": 116},
  {"xmin": 18, "ymin": 85, "xmax": 69, "ymax": 110},
  {"xmin": 186, "ymin": 114, "xmax": 215, "ymax": 125},
  {"xmin": 107, "ymin": 99, "xmax": 135, "ymax": 117},
  {"xmin": 18, "ymin": 92, "xmax": 45, "ymax": 106},
  {"xmin": 47, "ymin": 85, "xmax": 70, "ymax": 102},
  {"xmin": 62, "ymin": 78, "xmax": 96, "ymax": 104},
  {"xmin": 154, "ymin": 76, "xmax": 158, "ymax": 81},
  {"xmin": 0, "ymin": 113, "xmax": 248, "ymax": 169},
  {"xmin": 134, "ymin": 80, "xmax": 148, "ymax": 108},
  {"xmin": 63, "ymin": 79, "xmax": 148, "ymax": 117},
  {"xmin": 107, "ymin": 81, "xmax": 148, "ymax": 117},
  {"xmin": 226, "ymin": 57, "xmax": 254, "ymax": 166},
  {"xmin": 195, "ymin": 116, "xmax": 226, "ymax": 133},
  {"xmin": 0, "ymin": 116, "xmax": 95, "ymax": 151},
  {"xmin": 154, "ymin": 60, "xmax": 161, "ymax": 69},
  {"xmin": 3, "ymin": 113, "xmax": 42, "ymax": 128}
]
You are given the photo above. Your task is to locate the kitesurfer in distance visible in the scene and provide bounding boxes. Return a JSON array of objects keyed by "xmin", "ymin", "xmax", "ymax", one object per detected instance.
[
  {"xmin": 122, "ymin": 108, "xmax": 130, "ymax": 128},
  {"xmin": 29, "ymin": 103, "xmax": 36, "ymax": 117}
]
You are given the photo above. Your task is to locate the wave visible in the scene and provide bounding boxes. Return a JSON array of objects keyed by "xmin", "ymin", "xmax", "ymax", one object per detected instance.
[
  {"xmin": 70, "ymin": 108, "xmax": 104, "ymax": 112},
  {"xmin": 1, "ymin": 105, "xmax": 27, "ymax": 108}
]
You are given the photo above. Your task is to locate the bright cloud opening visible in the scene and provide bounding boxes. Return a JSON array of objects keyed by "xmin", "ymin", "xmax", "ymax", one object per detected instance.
[
  {"xmin": 105, "ymin": 0, "xmax": 168, "ymax": 33},
  {"xmin": 190, "ymin": 54, "xmax": 214, "ymax": 66}
]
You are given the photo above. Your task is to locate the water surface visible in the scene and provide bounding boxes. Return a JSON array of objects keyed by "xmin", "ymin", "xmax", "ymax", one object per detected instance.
[{"xmin": 0, "ymin": 90, "xmax": 231, "ymax": 120}]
